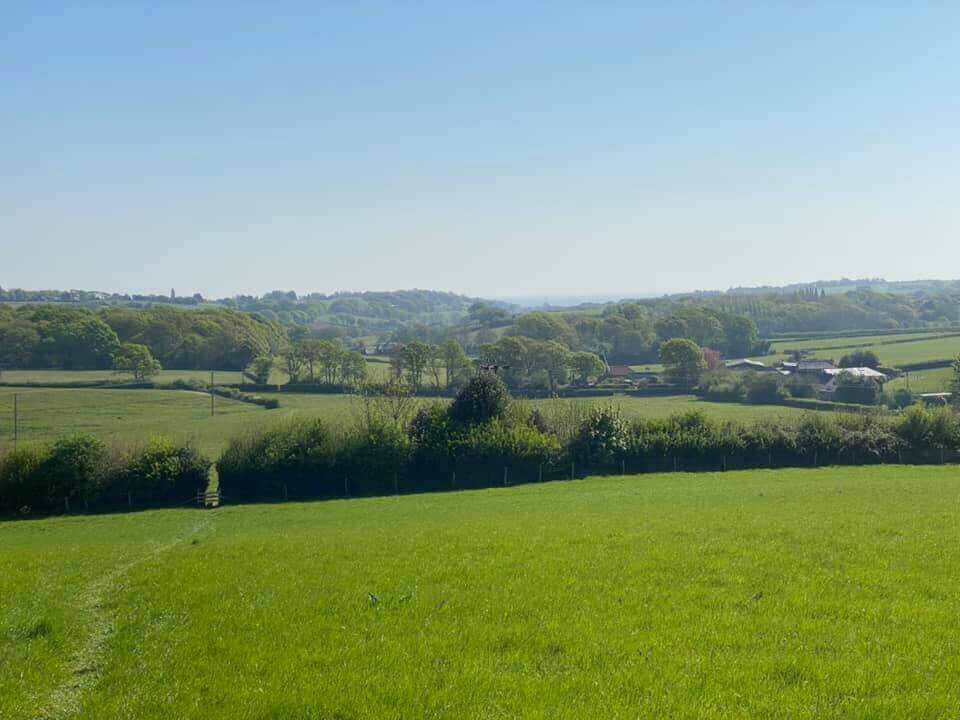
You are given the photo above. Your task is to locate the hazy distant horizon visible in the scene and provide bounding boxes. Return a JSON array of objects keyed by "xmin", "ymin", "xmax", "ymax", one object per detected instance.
[{"xmin": 5, "ymin": 274, "xmax": 960, "ymax": 310}]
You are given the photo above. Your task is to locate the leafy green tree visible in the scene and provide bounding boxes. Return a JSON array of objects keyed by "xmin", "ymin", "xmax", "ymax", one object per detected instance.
[
  {"xmin": 440, "ymin": 339, "xmax": 470, "ymax": 389},
  {"xmin": 513, "ymin": 312, "xmax": 574, "ymax": 344},
  {"xmin": 297, "ymin": 339, "xmax": 325, "ymax": 381},
  {"xmin": 654, "ymin": 316, "xmax": 689, "ymax": 342},
  {"xmin": 721, "ymin": 315, "xmax": 759, "ymax": 357},
  {"xmin": 339, "ymin": 351, "xmax": 368, "ymax": 386},
  {"xmin": 449, "ymin": 373, "xmax": 510, "ymax": 426},
  {"xmin": 112, "ymin": 342, "xmax": 162, "ymax": 381},
  {"xmin": 400, "ymin": 341, "xmax": 433, "ymax": 389},
  {"xmin": 248, "ymin": 356, "xmax": 274, "ymax": 384},
  {"xmin": 569, "ymin": 351, "xmax": 605, "ymax": 385},
  {"xmin": 660, "ymin": 338, "xmax": 706, "ymax": 386},
  {"xmin": 281, "ymin": 346, "xmax": 305, "ymax": 383},
  {"xmin": 528, "ymin": 340, "xmax": 570, "ymax": 392}
]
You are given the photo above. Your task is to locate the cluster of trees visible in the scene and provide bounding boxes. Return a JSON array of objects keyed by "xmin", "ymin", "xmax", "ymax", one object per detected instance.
[
  {"xmin": 279, "ymin": 339, "xmax": 368, "ymax": 386},
  {"xmin": 478, "ymin": 337, "xmax": 605, "ymax": 392},
  {"xmin": 0, "ymin": 436, "xmax": 209, "ymax": 515},
  {"xmin": 0, "ymin": 305, "xmax": 284, "ymax": 372},
  {"xmin": 100, "ymin": 306, "xmax": 284, "ymax": 370},
  {"xmin": 383, "ymin": 340, "xmax": 473, "ymax": 391}
]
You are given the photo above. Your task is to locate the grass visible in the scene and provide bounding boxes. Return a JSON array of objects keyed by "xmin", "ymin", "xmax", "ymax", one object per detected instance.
[
  {"xmin": 4, "ymin": 465, "xmax": 960, "ymax": 718},
  {"xmin": 0, "ymin": 388, "xmax": 809, "ymax": 458},
  {"xmin": 886, "ymin": 366, "xmax": 956, "ymax": 394},
  {"xmin": 754, "ymin": 332, "xmax": 960, "ymax": 370}
]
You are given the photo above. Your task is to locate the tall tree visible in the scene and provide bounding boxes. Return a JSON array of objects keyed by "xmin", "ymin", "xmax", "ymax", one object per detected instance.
[
  {"xmin": 112, "ymin": 343, "xmax": 162, "ymax": 381},
  {"xmin": 660, "ymin": 338, "xmax": 706, "ymax": 387}
]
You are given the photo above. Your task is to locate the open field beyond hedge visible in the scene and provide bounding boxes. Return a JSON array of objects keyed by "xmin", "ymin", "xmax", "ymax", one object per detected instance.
[
  {"xmin": 0, "ymin": 388, "xmax": 810, "ymax": 457},
  {"xmin": 754, "ymin": 331, "xmax": 960, "ymax": 374},
  {"xmin": 4, "ymin": 465, "xmax": 960, "ymax": 719}
]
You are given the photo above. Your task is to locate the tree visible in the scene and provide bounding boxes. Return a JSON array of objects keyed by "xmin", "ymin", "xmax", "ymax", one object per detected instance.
[
  {"xmin": 839, "ymin": 349, "xmax": 881, "ymax": 369},
  {"xmin": 281, "ymin": 346, "xmax": 305, "ymax": 383},
  {"xmin": 112, "ymin": 343, "xmax": 161, "ymax": 381},
  {"xmin": 569, "ymin": 351, "xmax": 605, "ymax": 385},
  {"xmin": 654, "ymin": 316, "xmax": 689, "ymax": 342},
  {"xmin": 513, "ymin": 312, "xmax": 574, "ymax": 344},
  {"xmin": 248, "ymin": 356, "xmax": 273, "ymax": 384},
  {"xmin": 400, "ymin": 341, "xmax": 433, "ymax": 390},
  {"xmin": 721, "ymin": 316, "xmax": 759, "ymax": 357},
  {"xmin": 440, "ymin": 339, "xmax": 470, "ymax": 389},
  {"xmin": 528, "ymin": 340, "xmax": 570, "ymax": 392},
  {"xmin": 339, "ymin": 351, "xmax": 368, "ymax": 387},
  {"xmin": 660, "ymin": 338, "xmax": 706, "ymax": 386},
  {"xmin": 449, "ymin": 373, "xmax": 510, "ymax": 426},
  {"xmin": 297, "ymin": 339, "xmax": 325, "ymax": 381}
]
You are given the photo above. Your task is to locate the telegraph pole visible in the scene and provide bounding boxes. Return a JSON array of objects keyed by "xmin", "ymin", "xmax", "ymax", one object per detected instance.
[
  {"xmin": 210, "ymin": 370, "xmax": 215, "ymax": 417},
  {"xmin": 13, "ymin": 393, "xmax": 18, "ymax": 451}
]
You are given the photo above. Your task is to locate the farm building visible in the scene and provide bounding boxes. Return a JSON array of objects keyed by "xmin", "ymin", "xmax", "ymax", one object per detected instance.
[
  {"xmin": 724, "ymin": 359, "xmax": 772, "ymax": 371},
  {"xmin": 819, "ymin": 367, "xmax": 888, "ymax": 401}
]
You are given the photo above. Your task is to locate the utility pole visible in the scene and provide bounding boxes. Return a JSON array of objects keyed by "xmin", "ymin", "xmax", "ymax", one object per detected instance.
[
  {"xmin": 13, "ymin": 393, "xmax": 18, "ymax": 451},
  {"xmin": 210, "ymin": 370, "xmax": 215, "ymax": 417}
]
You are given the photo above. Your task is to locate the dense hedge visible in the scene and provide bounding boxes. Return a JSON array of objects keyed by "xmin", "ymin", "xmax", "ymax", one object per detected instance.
[
  {"xmin": 0, "ymin": 436, "xmax": 210, "ymax": 516},
  {"xmin": 217, "ymin": 376, "xmax": 960, "ymax": 502}
]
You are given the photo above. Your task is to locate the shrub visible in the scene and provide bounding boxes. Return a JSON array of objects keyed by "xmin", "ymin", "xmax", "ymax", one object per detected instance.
[
  {"xmin": 449, "ymin": 374, "xmax": 510, "ymax": 427},
  {"xmin": 217, "ymin": 419, "xmax": 335, "ymax": 500},
  {"xmin": 338, "ymin": 422, "xmax": 411, "ymax": 496},
  {"xmin": 699, "ymin": 370, "xmax": 745, "ymax": 402},
  {"xmin": 0, "ymin": 445, "xmax": 50, "ymax": 514},
  {"xmin": 42, "ymin": 434, "xmax": 110, "ymax": 510},
  {"xmin": 743, "ymin": 372, "xmax": 787, "ymax": 404},
  {"xmin": 568, "ymin": 406, "xmax": 628, "ymax": 471},
  {"xmin": 110, "ymin": 438, "xmax": 210, "ymax": 506}
]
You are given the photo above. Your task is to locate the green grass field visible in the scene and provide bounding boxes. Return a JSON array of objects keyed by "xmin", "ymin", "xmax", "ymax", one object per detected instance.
[
  {"xmin": 0, "ymin": 388, "xmax": 809, "ymax": 458},
  {"xmin": 753, "ymin": 332, "xmax": 960, "ymax": 373},
  {"xmin": 4, "ymin": 465, "xmax": 960, "ymax": 718}
]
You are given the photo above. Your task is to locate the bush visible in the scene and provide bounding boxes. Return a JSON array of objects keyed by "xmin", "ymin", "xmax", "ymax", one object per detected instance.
[
  {"xmin": 338, "ymin": 422, "xmax": 411, "ymax": 496},
  {"xmin": 568, "ymin": 406, "xmax": 628, "ymax": 471},
  {"xmin": 449, "ymin": 374, "xmax": 510, "ymax": 426},
  {"xmin": 109, "ymin": 438, "xmax": 210, "ymax": 506},
  {"xmin": 743, "ymin": 372, "xmax": 787, "ymax": 404},
  {"xmin": 698, "ymin": 371, "xmax": 745, "ymax": 402},
  {"xmin": 217, "ymin": 419, "xmax": 335, "ymax": 500},
  {"xmin": 0, "ymin": 445, "xmax": 50, "ymax": 514},
  {"xmin": 0, "ymin": 435, "xmax": 207, "ymax": 514}
]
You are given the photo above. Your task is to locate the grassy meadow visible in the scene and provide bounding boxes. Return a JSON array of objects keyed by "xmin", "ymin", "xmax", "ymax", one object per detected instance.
[
  {"xmin": 752, "ymin": 331, "xmax": 960, "ymax": 374},
  {"xmin": 4, "ymin": 465, "xmax": 960, "ymax": 718},
  {"xmin": 0, "ymin": 387, "xmax": 809, "ymax": 458}
]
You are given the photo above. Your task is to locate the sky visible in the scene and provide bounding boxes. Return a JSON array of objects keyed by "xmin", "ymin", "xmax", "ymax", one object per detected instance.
[{"xmin": 3, "ymin": 2, "xmax": 960, "ymax": 300}]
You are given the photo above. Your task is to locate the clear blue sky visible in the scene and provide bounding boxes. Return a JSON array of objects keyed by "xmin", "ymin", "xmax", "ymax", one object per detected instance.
[{"xmin": 3, "ymin": 2, "xmax": 959, "ymax": 298}]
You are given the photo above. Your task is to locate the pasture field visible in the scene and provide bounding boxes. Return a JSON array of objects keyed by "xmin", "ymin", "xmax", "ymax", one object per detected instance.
[
  {"xmin": 754, "ymin": 331, "xmax": 960, "ymax": 370},
  {"xmin": 0, "ymin": 369, "xmax": 245, "ymax": 385},
  {"xmin": 4, "ymin": 465, "xmax": 960, "ymax": 718},
  {"xmin": 885, "ymin": 366, "xmax": 956, "ymax": 394},
  {"xmin": 0, "ymin": 388, "xmax": 809, "ymax": 457}
]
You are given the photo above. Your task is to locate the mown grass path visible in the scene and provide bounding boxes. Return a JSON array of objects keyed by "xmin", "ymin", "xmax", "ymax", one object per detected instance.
[{"xmin": 0, "ymin": 510, "xmax": 213, "ymax": 719}]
